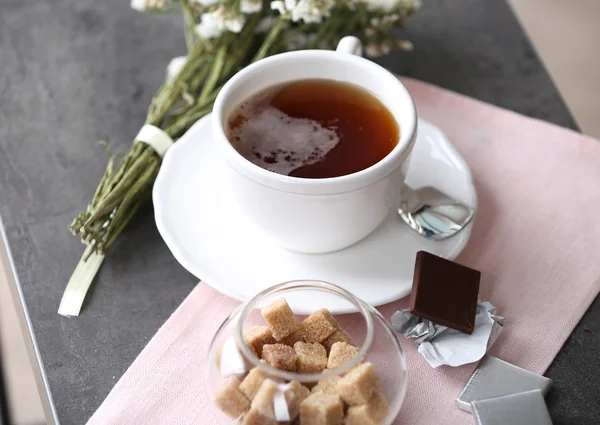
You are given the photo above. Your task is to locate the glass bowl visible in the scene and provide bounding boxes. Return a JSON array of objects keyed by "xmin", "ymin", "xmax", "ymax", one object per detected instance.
[{"xmin": 205, "ymin": 280, "xmax": 408, "ymax": 424}]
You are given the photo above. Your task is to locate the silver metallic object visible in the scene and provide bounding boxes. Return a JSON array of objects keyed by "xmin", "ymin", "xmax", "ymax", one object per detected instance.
[
  {"xmin": 456, "ymin": 356, "xmax": 552, "ymax": 411},
  {"xmin": 472, "ymin": 390, "xmax": 553, "ymax": 425},
  {"xmin": 391, "ymin": 303, "xmax": 504, "ymax": 368},
  {"xmin": 398, "ymin": 185, "xmax": 475, "ymax": 240}
]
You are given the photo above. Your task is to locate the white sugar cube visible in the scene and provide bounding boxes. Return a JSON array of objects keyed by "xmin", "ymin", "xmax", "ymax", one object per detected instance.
[{"xmin": 220, "ymin": 338, "xmax": 248, "ymax": 378}]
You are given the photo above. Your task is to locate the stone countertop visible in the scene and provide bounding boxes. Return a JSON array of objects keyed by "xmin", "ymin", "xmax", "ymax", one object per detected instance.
[{"xmin": 0, "ymin": 0, "xmax": 597, "ymax": 424}]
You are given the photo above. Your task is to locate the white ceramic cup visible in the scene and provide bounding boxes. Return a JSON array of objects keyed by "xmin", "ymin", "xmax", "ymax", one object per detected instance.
[{"xmin": 212, "ymin": 36, "xmax": 418, "ymax": 253}]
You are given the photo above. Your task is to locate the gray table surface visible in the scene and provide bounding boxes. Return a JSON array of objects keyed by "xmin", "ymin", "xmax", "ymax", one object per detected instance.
[{"xmin": 1, "ymin": 0, "xmax": 598, "ymax": 424}]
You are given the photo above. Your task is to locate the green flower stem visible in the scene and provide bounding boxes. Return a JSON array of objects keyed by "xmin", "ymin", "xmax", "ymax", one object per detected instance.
[
  {"xmin": 222, "ymin": 13, "xmax": 262, "ymax": 76},
  {"xmin": 83, "ymin": 147, "xmax": 155, "ymax": 228},
  {"xmin": 181, "ymin": 0, "xmax": 196, "ymax": 52},
  {"xmin": 147, "ymin": 40, "xmax": 206, "ymax": 125},
  {"xmin": 165, "ymin": 92, "xmax": 218, "ymax": 138},
  {"xmin": 252, "ymin": 18, "xmax": 288, "ymax": 62},
  {"xmin": 100, "ymin": 162, "xmax": 159, "ymax": 253},
  {"xmin": 81, "ymin": 220, "xmax": 104, "ymax": 245},
  {"xmin": 101, "ymin": 201, "xmax": 143, "ymax": 254},
  {"xmin": 189, "ymin": 58, "xmax": 213, "ymax": 94},
  {"xmin": 166, "ymin": 59, "xmax": 213, "ymax": 124},
  {"xmin": 199, "ymin": 42, "xmax": 228, "ymax": 104}
]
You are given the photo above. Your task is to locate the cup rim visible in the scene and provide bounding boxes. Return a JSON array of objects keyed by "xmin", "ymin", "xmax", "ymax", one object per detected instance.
[
  {"xmin": 235, "ymin": 280, "xmax": 376, "ymax": 383},
  {"xmin": 212, "ymin": 49, "xmax": 418, "ymax": 195}
]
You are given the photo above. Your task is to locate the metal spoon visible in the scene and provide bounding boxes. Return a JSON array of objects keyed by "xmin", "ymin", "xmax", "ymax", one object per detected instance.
[{"xmin": 397, "ymin": 185, "xmax": 475, "ymax": 240}]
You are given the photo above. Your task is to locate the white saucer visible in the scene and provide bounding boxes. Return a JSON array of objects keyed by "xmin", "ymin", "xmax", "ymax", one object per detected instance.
[{"xmin": 153, "ymin": 115, "xmax": 476, "ymax": 313}]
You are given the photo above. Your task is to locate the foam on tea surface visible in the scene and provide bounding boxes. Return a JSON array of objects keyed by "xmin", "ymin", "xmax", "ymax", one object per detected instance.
[
  {"xmin": 230, "ymin": 105, "xmax": 340, "ymax": 176},
  {"xmin": 227, "ymin": 79, "xmax": 399, "ymax": 178}
]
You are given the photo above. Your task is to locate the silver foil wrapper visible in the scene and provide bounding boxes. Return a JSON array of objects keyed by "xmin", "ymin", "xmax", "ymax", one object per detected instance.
[
  {"xmin": 472, "ymin": 389, "xmax": 553, "ymax": 425},
  {"xmin": 391, "ymin": 301, "xmax": 504, "ymax": 367},
  {"xmin": 456, "ymin": 356, "xmax": 552, "ymax": 411}
]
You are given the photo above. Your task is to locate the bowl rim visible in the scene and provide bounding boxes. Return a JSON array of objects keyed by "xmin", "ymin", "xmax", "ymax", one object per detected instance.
[{"xmin": 235, "ymin": 280, "xmax": 386, "ymax": 382}]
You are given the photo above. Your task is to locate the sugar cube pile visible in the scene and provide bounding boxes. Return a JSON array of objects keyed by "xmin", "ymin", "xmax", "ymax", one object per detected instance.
[{"xmin": 213, "ymin": 297, "xmax": 390, "ymax": 424}]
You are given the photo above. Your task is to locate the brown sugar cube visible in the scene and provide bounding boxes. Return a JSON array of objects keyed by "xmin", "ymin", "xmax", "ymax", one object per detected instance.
[
  {"xmin": 336, "ymin": 362, "xmax": 380, "ymax": 406},
  {"xmin": 294, "ymin": 342, "xmax": 328, "ymax": 373},
  {"xmin": 300, "ymin": 393, "xmax": 344, "ymax": 425},
  {"xmin": 243, "ymin": 326, "xmax": 276, "ymax": 357},
  {"xmin": 214, "ymin": 376, "xmax": 250, "ymax": 418},
  {"xmin": 280, "ymin": 328, "xmax": 307, "ymax": 347},
  {"xmin": 240, "ymin": 367, "xmax": 275, "ymax": 401},
  {"xmin": 261, "ymin": 298, "xmax": 300, "ymax": 340},
  {"xmin": 301, "ymin": 309, "xmax": 339, "ymax": 343},
  {"xmin": 243, "ymin": 378, "xmax": 278, "ymax": 425},
  {"xmin": 299, "ymin": 384, "xmax": 311, "ymax": 400},
  {"xmin": 327, "ymin": 342, "xmax": 359, "ymax": 370},
  {"xmin": 249, "ymin": 378, "xmax": 278, "ymax": 416},
  {"xmin": 213, "ymin": 346, "xmax": 222, "ymax": 370},
  {"xmin": 281, "ymin": 380, "xmax": 311, "ymax": 421},
  {"xmin": 262, "ymin": 343, "xmax": 298, "ymax": 371},
  {"xmin": 311, "ymin": 375, "xmax": 342, "ymax": 395},
  {"xmin": 344, "ymin": 391, "xmax": 390, "ymax": 425},
  {"xmin": 322, "ymin": 329, "xmax": 354, "ymax": 354},
  {"xmin": 241, "ymin": 408, "xmax": 276, "ymax": 425},
  {"xmin": 243, "ymin": 380, "xmax": 311, "ymax": 424}
]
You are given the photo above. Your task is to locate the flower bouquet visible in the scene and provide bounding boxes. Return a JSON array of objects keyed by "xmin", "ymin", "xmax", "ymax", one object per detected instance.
[{"xmin": 59, "ymin": 0, "xmax": 421, "ymax": 316}]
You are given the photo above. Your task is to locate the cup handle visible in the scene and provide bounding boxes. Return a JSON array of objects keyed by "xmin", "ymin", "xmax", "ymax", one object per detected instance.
[{"xmin": 336, "ymin": 36, "xmax": 363, "ymax": 57}]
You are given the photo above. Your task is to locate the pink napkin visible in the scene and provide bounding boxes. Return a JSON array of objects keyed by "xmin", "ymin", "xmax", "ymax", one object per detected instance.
[{"xmin": 87, "ymin": 77, "xmax": 600, "ymax": 425}]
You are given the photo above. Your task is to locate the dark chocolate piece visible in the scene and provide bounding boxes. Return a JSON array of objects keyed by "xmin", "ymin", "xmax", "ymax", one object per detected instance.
[{"xmin": 409, "ymin": 251, "xmax": 480, "ymax": 334}]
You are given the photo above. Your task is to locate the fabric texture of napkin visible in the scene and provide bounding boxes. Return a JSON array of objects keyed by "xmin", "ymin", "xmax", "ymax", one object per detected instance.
[{"xmin": 87, "ymin": 77, "xmax": 600, "ymax": 425}]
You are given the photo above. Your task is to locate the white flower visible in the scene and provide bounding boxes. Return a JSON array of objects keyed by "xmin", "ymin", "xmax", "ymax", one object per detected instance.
[
  {"xmin": 240, "ymin": 0, "xmax": 263, "ymax": 14},
  {"xmin": 370, "ymin": 14, "xmax": 399, "ymax": 28},
  {"xmin": 130, "ymin": 0, "xmax": 148, "ymax": 11},
  {"xmin": 270, "ymin": 0, "xmax": 287, "ymax": 15},
  {"xmin": 195, "ymin": 11, "xmax": 225, "ymax": 39},
  {"xmin": 192, "ymin": 0, "xmax": 220, "ymax": 5},
  {"xmin": 366, "ymin": 0, "xmax": 395, "ymax": 11},
  {"xmin": 195, "ymin": 9, "xmax": 246, "ymax": 39},
  {"xmin": 397, "ymin": 39, "xmax": 414, "ymax": 51},
  {"xmin": 271, "ymin": 0, "xmax": 335, "ymax": 24},
  {"xmin": 130, "ymin": 0, "xmax": 168, "ymax": 10},
  {"xmin": 256, "ymin": 16, "xmax": 276, "ymax": 33},
  {"xmin": 366, "ymin": 0, "xmax": 420, "ymax": 12},
  {"xmin": 166, "ymin": 56, "xmax": 187, "ymax": 81},
  {"xmin": 224, "ymin": 15, "xmax": 245, "ymax": 32},
  {"xmin": 385, "ymin": 14, "xmax": 400, "ymax": 23},
  {"xmin": 365, "ymin": 43, "xmax": 382, "ymax": 57}
]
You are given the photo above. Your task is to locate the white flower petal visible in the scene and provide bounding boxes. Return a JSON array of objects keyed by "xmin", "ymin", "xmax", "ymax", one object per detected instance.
[
  {"xmin": 365, "ymin": 44, "xmax": 382, "ymax": 57},
  {"xmin": 192, "ymin": 0, "xmax": 220, "ymax": 5},
  {"xmin": 240, "ymin": 0, "xmax": 262, "ymax": 14},
  {"xmin": 130, "ymin": 0, "xmax": 148, "ymax": 11},
  {"xmin": 166, "ymin": 56, "xmax": 187, "ymax": 81},
  {"xmin": 195, "ymin": 12, "xmax": 225, "ymax": 39},
  {"xmin": 366, "ymin": 0, "xmax": 398, "ymax": 12},
  {"xmin": 270, "ymin": 1, "xmax": 286, "ymax": 15},
  {"xmin": 367, "ymin": 0, "xmax": 420, "ymax": 12},
  {"xmin": 224, "ymin": 16, "xmax": 246, "ymax": 33},
  {"xmin": 284, "ymin": 0, "xmax": 297, "ymax": 10},
  {"xmin": 271, "ymin": 0, "xmax": 333, "ymax": 23}
]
